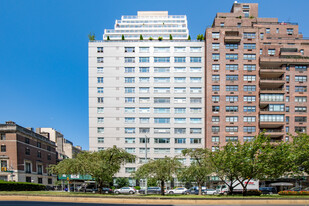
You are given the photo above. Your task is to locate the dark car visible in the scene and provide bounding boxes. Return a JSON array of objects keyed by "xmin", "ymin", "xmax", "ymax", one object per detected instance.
[
  {"xmin": 185, "ymin": 187, "xmax": 207, "ymax": 195},
  {"xmin": 101, "ymin": 188, "xmax": 113, "ymax": 194},
  {"xmin": 139, "ymin": 187, "xmax": 161, "ymax": 194},
  {"xmin": 285, "ymin": 187, "xmax": 303, "ymax": 192},
  {"xmin": 259, "ymin": 187, "xmax": 277, "ymax": 194}
]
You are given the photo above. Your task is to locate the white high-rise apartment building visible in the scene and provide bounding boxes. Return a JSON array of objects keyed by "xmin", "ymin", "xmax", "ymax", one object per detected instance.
[{"xmin": 89, "ymin": 11, "xmax": 204, "ymax": 178}]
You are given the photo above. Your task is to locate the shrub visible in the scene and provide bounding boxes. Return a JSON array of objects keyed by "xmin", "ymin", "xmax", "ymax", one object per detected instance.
[
  {"xmin": 158, "ymin": 36, "xmax": 163, "ymax": 41},
  {"xmin": 121, "ymin": 35, "xmax": 125, "ymax": 40},
  {"xmin": 169, "ymin": 34, "xmax": 173, "ymax": 40},
  {"xmin": 245, "ymin": 190, "xmax": 262, "ymax": 196},
  {"xmin": 0, "ymin": 181, "xmax": 46, "ymax": 191},
  {"xmin": 134, "ymin": 186, "xmax": 141, "ymax": 190},
  {"xmin": 107, "ymin": 36, "xmax": 110, "ymax": 40},
  {"xmin": 149, "ymin": 37, "xmax": 153, "ymax": 40},
  {"xmin": 279, "ymin": 191, "xmax": 309, "ymax": 195},
  {"xmin": 188, "ymin": 35, "xmax": 191, "ymax": 40},
  {"xmin": 140, "ymin": 35, "xmax": 143, "ymax": 40}
]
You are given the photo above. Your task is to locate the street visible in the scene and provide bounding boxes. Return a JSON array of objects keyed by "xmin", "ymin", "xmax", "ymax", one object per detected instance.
[{"xmin": 0, "ymin": 202, "xmax": 307, "ymax": 206}]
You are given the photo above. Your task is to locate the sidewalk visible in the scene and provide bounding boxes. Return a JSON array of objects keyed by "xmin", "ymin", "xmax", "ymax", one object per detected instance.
[{"xmin": 1, "ymin": 195, "xmax": 309, "ymax": 205}]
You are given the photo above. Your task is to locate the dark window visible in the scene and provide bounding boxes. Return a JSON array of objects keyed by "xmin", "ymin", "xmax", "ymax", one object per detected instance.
[
  {"xmin": 47, "ymin": 154, "xmax": 51, "ymax": 160},
  {"xmin": 0, "ymin": 145, "xmax": 6, "ymax": 152},
  {"xmin": 38, "ymin": 178, "xmax": 43, "ymax": 184},
  {"xmin": 48, "ymin": 178, "xmax": 53, "ymax": 184},
  {"xmin": 212, "ymin": 106, "xmax": 220, "ymax": 112},
  {"xmin": 25, "ymin": 162, "xmax": 31, "ymax": 173},
  {"xmin": 25, "ymin": 138, "xmax": 30, "ymax": 144},
  {"xmin": 0, "ymin": 134, "xmax": 5, "ymax": 140},
  {"xmin": 26, "ymin": 177, "xmax": 31, "ymax": 183},
  {"xmin": 38, "ymin": 165, "xmax": 43, "ymax": 175},
  {"xmin": 47, "ymin": 146, "xmax": 51, "ymax": 151},
  {"xmin": 37, "ymin": 142, "xmax": 41, "ymax": 148},
  {"xmin": 25, "ymin": 148, "xmax": 30, "ymax": 155},
  {"xmin": 37, "ymin": 151, "xmax": 42, "ymax": 158}
]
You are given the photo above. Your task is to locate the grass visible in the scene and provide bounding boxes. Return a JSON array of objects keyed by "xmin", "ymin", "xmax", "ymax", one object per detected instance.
[{"xmin": 0, "ymin": 191, "xmax": 309, "ymax": 199}]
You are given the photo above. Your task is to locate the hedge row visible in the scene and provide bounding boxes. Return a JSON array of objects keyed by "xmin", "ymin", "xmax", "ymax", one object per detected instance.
[
  {"xmin": 0, "ymin": 181, "xmax": 46, "ymax": 191},
  {"xmin": 278, "ymin": 191, "xmax": 309, "ymax": 195}
]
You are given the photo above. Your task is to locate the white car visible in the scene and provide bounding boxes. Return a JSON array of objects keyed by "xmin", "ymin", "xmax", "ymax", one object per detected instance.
[
  {"xmin": 166, "ymin": 187, "xmax": 188, "ymax": 195},
  {"xmin": 114, "ymin": 187, "xmax": 136, "ymax": 194},
  {"xmin": 205, "ymin": 189, "xmax": 217, "ymax": 195}
]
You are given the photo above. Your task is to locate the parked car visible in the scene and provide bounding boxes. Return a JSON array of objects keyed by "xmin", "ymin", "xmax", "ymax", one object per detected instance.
[
  {"xmin": 303, "ymin": 187, "xmax": 309, "ymax": 191},
  {"xmin": 114, "ymin": 187, "xmax": 136, "ymax": 194},
  {"xmin": 101, "ymin": 187, "xmax": 113, "ymax": 194},
  {"xmin": 139, "ymin": 187, "xmax": 161, "ymax": 194},
  {"xmin": 185, "ymin": 187, "xmax": 207, "ymax": 195},
  {"xmin": 259, "ymin": 187, "xmax": 277, "ymax": 194},
  {"xmin": 166, "ymin": 187, "xmax": 188, "ymax": 195},
  {"xmin": 284, "ymin": 187, "xmax": 303, "ymax": 192},
  {"xmin": 205, "ymin": 188, "xmax": 217, "ymax": 195}
]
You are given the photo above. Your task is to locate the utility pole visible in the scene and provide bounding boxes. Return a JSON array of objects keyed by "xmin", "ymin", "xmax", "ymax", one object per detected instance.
[{"xmin": 145, "ymin": 135, "xmax": 148, "ymax": 195}]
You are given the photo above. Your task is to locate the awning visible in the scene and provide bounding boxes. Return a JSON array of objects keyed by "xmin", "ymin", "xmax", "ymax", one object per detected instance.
[{"xmin": 269, "ymin": 182, "xmax": 293, "ymax": 187}]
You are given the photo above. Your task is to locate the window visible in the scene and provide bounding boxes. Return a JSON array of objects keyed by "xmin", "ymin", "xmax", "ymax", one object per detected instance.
[
  {"xmin": 212, "ymin": 96, "xmax": 220, "ymax": 102},
  {"xmin": 212, "ymin": 54, "xmax": 220, "ymax": 60},
  {"xmin": 212, "ymin": 85, "xmax": 220, "ymax": 91},
  {"xmin": 98, "ymin": 147, "xmax": 104, "ymax": 151},
  {"xmin": 190, "ymin": 87, "xmax": 202, "ymax": 94},
  {"xmin": 174, "ymin": 138, "xmax": 186, "ymax": 144},
  {"xmin": 175, "ymin": 57, "xmax": 186, "ymax": 63},
  {"xmin": 174, "ymin": 77, "xmax": 186, "ymax": 83},
  {"xmin": 295, "ymin": 76, "xmax": 307, "ymax": 82},
  {"xmin": 190, "ymin": 138, "xmax": 201, "ymax": 144},
  {"xmin": 244, "ymin": 54, "xmax": 256, "ymax": 60},
  {"xmin": 153, "ymin": 128, "xmax": 170, "ymax": 134},
  {"xmin": 125, "ymin": 97, "xmax": 135, "ymax": 103},
  {"xmin": 260, "ymin": 94, "xmax": 284, "ymax": 102},
  {"xmin": 295, "ymin": 127, "xmax": 306, "ymax": 133},
  {"xmin": 244, "ymin": 136, "xmax": 254, "ymax": 142},
  {"xmin": 243, "ymin": 10, "xmax": 249, "ymax": 17},
  {"xmin": 172, "ymin": 128, "xmax": 186, "ymax": 135},
  {"xmin": 191, "ymin": 77, "xmax": 202, "ymax": 83},
  {"xmin": 97, "ymin": 77, "xmax": 104, "ymax": 83},
  {"xmin": 243, "ymin": 32, "xmax": 256, "ymax": 39},
  {"xmin": 295, "ymin": 106, "xmax": 307, "ymax": 113},
  {"xmin": 268, "ymin": 104, "xmax": 284, "ymax": 112},
  {"xmin": 190, "ymin": 67, "xmax": 202, "ymax": 72},
  {"xmin": 98, "ymin": 137, "xmax": 104, "ymax": 143},
  {"xmin": 97, "ymin": 57, "xmax": 103, "ymax": 63},
  {"xmin": 226, "ymin": 75, "xmax": 238, "ymax": 81},
  {"xmin": 154, "ymin": 57, "xmax": 170, "ymax": 63},
  {"xmin": 190, "ymin": 47, "xmax": 202, "ymax": 52},
  {"xmin": 295, "ymin": 96, "xmax": 307, "ymax": 102},
  {"xmin": 212, "ymin": 75, "xmax": 219, "ymax": 81},
  {"xmin": 244, "ymin": 116, "xmax": 256, "ymax": 122},
  {"xmin": 295, "ymin": 86, "xmax": 307, "ymax": 92},
  {"xmin": 124, "ymin": 57, "xmax": 135, "ymax": 63},
  {"xmin": 226, "ymin": 136, "xmax": 238, "ymax": 142},
  {"xmin": 125, "ymin": 77, "xmax": 135, "ymax": 83},
  {"xmin": 97, "ymin": 47, "xmax": 103, "ymax": 53},
  {"xmin": 97, "ymin": 67, "xmax": 103, "ymax": 73},
  {"xmin": 175, "ymin": 148, "xmax": 185, "ymax": 154},
  {"xmin": 212, "ymin": 126, "xmax": 220, "ymax": 132},
  {"xmin": 266, "ymin": 28, "xmax": 270, "ymax": 34},
  {"xmin": 244, "ymin": 96, "xmax": 256, "ymax": 102},
  {"xmin": 175, "ymin": 108, "xmax": 186, "ymax": 114},
  {"xmin": 154, "ymin": 67, "xmax": 170, "ymax": 73},
  {"xmin": 212, "ymin": 116, "xmax": 220, "ymax": 122},
  {"xmin": 268, "ymin": 49, "xmax": 275, "ymax": 55},
  {"xmin": 190, "ymin": 57, "xmax": 201, "ymax": 63},
  {"xmin": 212, "ymin": 43, "xmax": 220, "ymax": 49},
  {"xmin": 212, "ymin": 64, "xmax": 220, "ymax": 70},
  {"xmin": 97, "ymin": 87, "xmax": 104, "ymax": 93},
  {"xmin": 212, "ymin": 106, "xmax": 220, "ymax": 112},
  {"xmin": 97, "ymin": 117, "xmax": 104, "ymax": 123},
  {"xmin": 190, "ymin": 118, "xmax": 202, "ymax": 124},
  {"xmin": 244, "ymin": 126, "xmax": 256, "ymax": 132},
  {"xmin": 139, "ymin": 128, "xmax": 150, "ymax": 134},
  {"xmin": 226, "ymin": 64, "xmax": 238, "ymax": 70},
  {"xmin": 225, "ymin": 44, "xmax": 238, "ymax": 49},
  {"xmin": 244, "ymin": 44, "xmax": 256, "ymax": 49},
  {"xmin": 212, "ymin": 136, "xmax": 219, "ymax": 142},
  {"xmin": 154, "ymin": 118, "xmax": 170, "ymax": 124},
  {"xmin": 244, "ymin": 75, "xmax": 256, "ymax": 81},
  {"xmin": 174, "ymin": 47, "xmax": 186, "ymax": 52},
  {"xmin": 125, "ymin": 47, "xmax": 135, "ymax": 53},
  {"xmin": 226, "ymin": 116, "xmax": 238, "ymax": 122},
  {"xmin": 244, "ymin": 106, "xmax": 256, "ymax": 112},
  {"xmin": 287, "ymin": 28, "xmax": 294, "ymax": 35},
  {"xmin": 174, "ymin": 97, "xmax": 186, "ymax": 103},
  {"xmin": 0, "ymin": 145, "xmax": 6, "ymax": 152},
  {"xmin": 154, "ymin": 138, "xmax": 170, "ymax": 144},
  {"xmin": 175, "ymin": 118, "xmax": 186, "ymax": 124},
  {"xmin": 97, "ymin": 127, "xmax": 104, "ymax": 133},
  {"xmin": 154, "ymin": 97, "xmax": 170, "ymax": 104},
  {"xmin": 260, "ymin": 49, "xmax": 263, "ymax": 55},
  {"xmin": 260, "ymin": 33, "xmax": 264, "ymax": 40},
  {"xmin": 244, "ymin": 85, "xmax": 256, "ymax": 91},
  {"xmin": 125, "ymin": 128, "xmax": 135, "ymax": 134},
  {"xmin": 25, "ymin": 138, "xmax": 30, "ymax": 144},
  {"xmin": 125, "ymin": 167, "xmax": 136, "ymax": 173},
  {"xmin": 139, "ymin": 97, "xmax": 150, "ymax": 103},
  {"xmin": 139, "ymin": 47, "xmax": 149, "ymax": 53},
  {"xmin": 226, "ymin": 54, "xmax": 238, "ymax": 60},
  {"xmin": 190, "ymin": 108, "xmax": 202, "ymax": 113},
  {"xmin": 154, "ymin": 47, "xmax": 170, "ymax": 53},
  {"xmin": 154, "ymin": 87, "xmax": 170, "ymax": 94},
  {"xmin": 125, "ymin": 107, "xmax": 135, "ymax": 113},
  {"xmin": 212, "ymin": 146, "xmax": 219, "ymax": 152},
  {"xmin": 125, "ymin": 117, "xmax": 135, "ymax": 123},
  {"xmin": 154, "ymin": 148, "xmax": 170, "ymax": 154},
  {"xmin": 295, "ymin": 66, "xmax": 307, "ymax": 71},
  {"xmin": 139, "ymin": 57, "xmax": 149, "ymax": 63},
  {"xmin": 174, "ymin": 87, "xmax": 186, "ymax": 94},
  {"xmin": 174, "ymin": 67, "xmax": 186, "ymax": 72},
  {"xmin": 139, "ymin": 67, "xmax": 149, "ymax": 73},
  {"xmin": 25, "ymin": 162, "xmax": 31, "ymax": 173},
  {"xmin": 125, "ymin": 87, "xmax": 135, "ymax": 94},
  {"xmin": 225, "ymin": 106, "xmax": 238, "ymax": 112},
  {"xmin": 190, "ymin": 98, "xmax": 202, "ymax": 103},
  {"xmin": 226, "ymin": 96, "xmax": 238, "ymax": 102},
  {"xmin": 226, "ymin": 126, "xmax": 238, "ymax": 132},
  {"xmin": 139, "ymin": 87, "xmax": 149, "ymax": 94},
  {"xmin": 212, "ymin": 32, "xmax": 220, "ymax": 38},
  {"xmin": 244, "ymin": 65, "xmax": 256, "ymax": 71},
  {"xmin": 37, "ymin": 165, "xmax": 43, "ymax": 175},
  {"xmin": 139, "ymin": 77, "xmax": 150, "ymax": 83},
  {"xmin": 226, "ymin": 85, "xmax": 238, "ymax": 91},
  {"xmin": 0, "ymin": 134, "xmax": 5, "ymax": 140},
  {"xmin": 139, "ymin": 107, "xmax": 150, "ymax": 113},
  {"xmin": 295, "ymin": 116, "xmax": 307, "ymax": 123},
  {"xmin": 154, "ymin": 77, "xmax": 170, "ymax": 83},
  {"xmin": 124, "ymin": 67, "xmax": 135, "ymax": 73},
  {"xmin": 190, "ymin": 128, "xmax": 201, "ymax": 134}
]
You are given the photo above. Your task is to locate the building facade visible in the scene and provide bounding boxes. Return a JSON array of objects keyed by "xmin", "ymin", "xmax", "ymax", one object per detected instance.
[
  {"xmin": 0, "ymin": 121, "xmax": 57, "ymax": 185},
  {"xmin": 205, "ymin": 2, "xmax": 309, "ymax": 149},
  {"xmin": 89, "ymin": 11, "xmax": 205, "ymax": 177}
]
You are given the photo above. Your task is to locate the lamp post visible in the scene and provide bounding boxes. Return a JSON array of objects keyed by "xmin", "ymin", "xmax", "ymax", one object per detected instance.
[{"xmin": 145, "ymin": 135, "xmax": 148, "ymax": 195}]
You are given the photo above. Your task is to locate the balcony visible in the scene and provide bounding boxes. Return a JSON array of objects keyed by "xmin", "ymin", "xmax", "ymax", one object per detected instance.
[
  {"xmin": 260, "ymin": 78, "xmax": 285, "ymax": 89},
  {"xmin": 224, "ymin": 31, "xmax": 241, "ymax": 43},
  {"xmin": 260, "ymin": 119, "xmax": 285, "ymax": 128},
  {"xmin": 260, "ymin": 88, "xmax": 285, "ymax": 93},
  {"xmin": 260, "ymin": 56, "xmax": 309, "ymax": 67},
  {"xmin": 260, "ymin": 67, "xmax": 285, "ymax": 76},
  {"xmin": 259, "ymin": 108, "xmax": 285, "ymax": 115},
  {"xmin": 260, "ymin": 129, "xmax": 285, "ymax": 138}
]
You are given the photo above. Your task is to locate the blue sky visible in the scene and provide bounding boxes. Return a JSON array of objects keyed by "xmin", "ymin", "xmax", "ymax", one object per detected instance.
[{"xmin": 0, "ymin": 0, "xmax": 308, "ymax": 150}]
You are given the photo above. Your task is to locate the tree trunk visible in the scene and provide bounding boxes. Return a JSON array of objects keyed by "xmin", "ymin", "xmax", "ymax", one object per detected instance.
[
  {"xmin": 160, "ymin": 180, "xmax": 165, "ymax": 196},
  {"xmin": 98, "ymin": 181, "xmax": 102, "ymax": 194},
  {"xmin": 198, "ymin": 181, "xmax": 202, "ymax": 195},
  {"xmin": 229, "ymin": 184, "xmax": 233, "ymax": 195}
]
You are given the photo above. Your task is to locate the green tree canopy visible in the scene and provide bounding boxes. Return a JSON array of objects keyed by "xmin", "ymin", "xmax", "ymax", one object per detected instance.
[{"xmin": 88, "ymin": 32, "xmax": 95, "ymax": 41}]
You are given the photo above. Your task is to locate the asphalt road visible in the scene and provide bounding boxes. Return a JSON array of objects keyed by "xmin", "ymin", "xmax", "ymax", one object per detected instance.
[{"xmin": 0, "ymin": 202, "xmax": 307, "ymax": 206}]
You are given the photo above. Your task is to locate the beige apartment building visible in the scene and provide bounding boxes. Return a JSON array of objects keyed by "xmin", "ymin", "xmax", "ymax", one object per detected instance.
[{"xmin": 205, "ymin": 2, "xmax": 309, "ymax": 150}]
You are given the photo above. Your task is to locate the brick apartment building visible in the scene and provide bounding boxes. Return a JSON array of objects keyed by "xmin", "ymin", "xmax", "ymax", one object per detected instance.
[
  {"xmin": 205, "ymin": 2, "xmax": 309, "ymax": 150},
  {"xmin": 0, "ymin": 121, "xmax": 57, "ymax": 185}
]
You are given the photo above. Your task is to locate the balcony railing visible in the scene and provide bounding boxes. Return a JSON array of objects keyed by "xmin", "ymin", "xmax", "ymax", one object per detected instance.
[
  {"xmin": 260, "ymin": 67, "xmax": 284, "ymax": 70},
  {"xmin": 260, "ymin": 88, "xmax": 284, "ymax": 91},
  {"xmin": 260, "ymin": 78, "xmax": 284, "ymax": 81},
  {"xmin": 260, "ymin": 129, "xmax": 284, "ymax": 133}
]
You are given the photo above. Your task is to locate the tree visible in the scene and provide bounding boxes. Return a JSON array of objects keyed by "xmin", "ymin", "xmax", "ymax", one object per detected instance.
[
  {"xmin": 134, "ymin": 157, "xmax": 181, "ymax": 195},
  {"xmin": 140, "ymin": 35, "xmax": 143, "ymax": 40},
  {"xmin": 88, "ymin": 32, "xmax": 95, "ymax": 41},
  {"xmin": 50, "ymin": 146, "xmax": 135, "ymax": 194},
  {"xmin": 179, "ymin": 148, "xmax": 213, "ymax": 195},
  {"xmin": 158, "ymin": 36, "xmax": 163, "ymax": 41},
  {"xmin": 107, "ymin": 36, "xmax": 110, "ymax": 40},
  {"xmin": 115, "ymin": 177, "xmax": 129, "ymax": 188},
  {"xmin": 149, "ymin": 37, "xmax": 153, "ymax": 40},
  {"xmin": 197, "ymin": 34, "xmax": 204, "ymax": 41},
  {"xmin": 188, "ymin": 35, "xmax": 191, "ymax": 40},
  {"xmin": 169, "ymin": 34, "xmax": 173, "ymax": 40},
  {"xmin": 121, "ymin": 34, "xmax": 125, "ymax": 40},
  {"xmin": 291, "ymin": 133, "xmax": 309, "ymax": 174}
]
